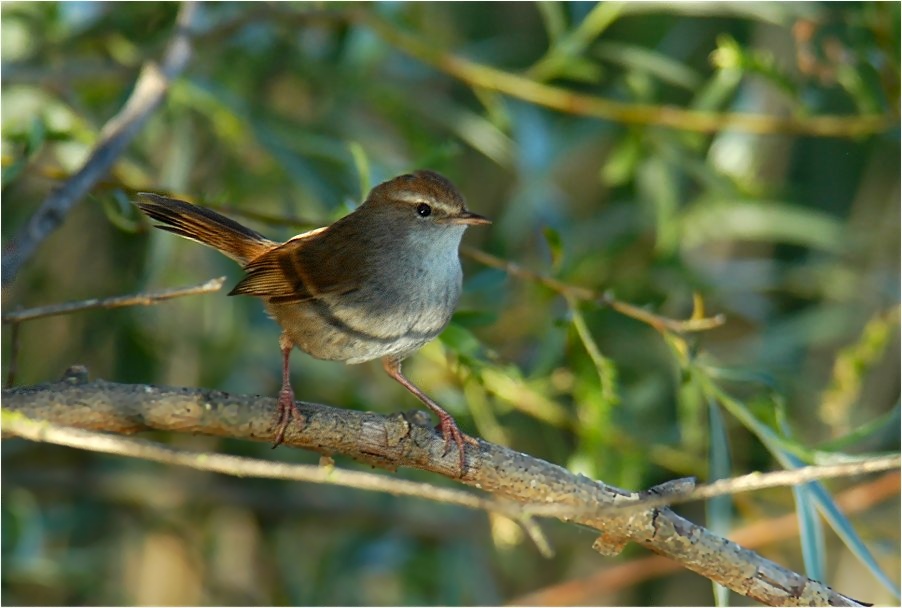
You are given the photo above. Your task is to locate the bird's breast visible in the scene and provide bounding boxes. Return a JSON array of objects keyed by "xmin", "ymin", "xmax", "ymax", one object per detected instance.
[{"xmin": 266, "ymin": 247, "xmax": 463, "ymax": 364}]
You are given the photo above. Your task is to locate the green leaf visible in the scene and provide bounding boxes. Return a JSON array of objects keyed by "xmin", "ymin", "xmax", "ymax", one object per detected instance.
[
  {"xmin": 709, "ymin": 382, "xmax": 901, "ymax": 598},
  {"xmin": 781, "ymin": 417, "xmax": 826, "ymax": 583},
  {"xmin": 601, "ymin": 133, "xmax": 642, "ymax": 187},
  {"xmin": 26, "ymin": 115, "xmax": 47, "ymax": 154},
  {"xmin": 793, "ymin": 484, "xmax": 826, "ymax": 582},
  {"xmin": 542, "ymin": 226, "xmax": 564, "ymax": 272},
  {"xmin": 820, "ymin": 308, "xmax": 900, "ymax": 429},
  {"xmin": 680, "ymin": 199, "xmax": 845, "ymax": 252},
  {"xmin": 535, "ymin": 1, "xmax": 567, "ymax": 46},
  {"xmin": 2, "ymin": 116, "xmax": 47, "ymax": 188},
  {"xmin": 691, "ymin": 67, "xmax": 744, "ymax": 112},
  {"xmin": 781, "ymin": 448, "xmax": 899, "ymax": 599},
  {"xmin": 439, "ymin": 323, "xmax": 485, "ymax": 361},
  {"xmin": 816, "ymin": 403, "xmax": 901, "ymax": 452},
  {"xmin": 347, "ymin": 141, "xmax": 371, "ymax": 201},
  {"xmin": 638, "ymin": 156, "xmax": 681, "ymax": 256},
  {"xmin": 102, "ymin": 189, "xmax": 145, "ymax": 233},
  {"xmin": 595, "ymin": 41, "xmax": 703, "ymax": 91},
  {"xmin": 707, "ymin": 399, "xmax": 733, "ymax": 606}
]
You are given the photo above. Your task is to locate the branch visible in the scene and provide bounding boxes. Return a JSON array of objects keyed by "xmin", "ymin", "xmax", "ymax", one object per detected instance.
[
  {"xmin": 1, "ymin": 276, "xmax": 226, "ymax": 324},
  {"xmin": 2, "ymin": 371, "xmax": 871, "ymax": 607},
  {"xmin": 1, "ymin": 1, "xmax": 198, "ymax": 285},
  {"xmin": 462, "ymin": 246, "xmax": 725, "ymax": 333},
  {"xmin": 1, "ymin": 410, "xmax": 558, "ymax": 556},
  {"xmin": 77, "ymin": 5, "xmax": 892, "ymax": 140},
  {"xmin": 1, "ymin": 411, "xmax": 504, "ymax": 514},
  {"xmin": 536, "ymin": 455, "xmax": 900, "ymax": 517},
  {"xmin": 362, "ymin": 13, "xmax": 895, "ymax": 138},
  {"xmin": 1, "ymin": 276, "xmax": 225, "ymax": 389},
  {"xmin": 514, "ymin": 472, "xmax": 901, "ymax": 605}
]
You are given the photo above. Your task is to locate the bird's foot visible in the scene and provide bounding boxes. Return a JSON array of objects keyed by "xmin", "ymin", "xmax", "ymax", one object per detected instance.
[
  {"xmin": 434, "ymin": 412, "xmax": 478, "ymax": 477},
  {"xmin": 271, "ymin": 387, "xmax": 304, "ymax": 448}
]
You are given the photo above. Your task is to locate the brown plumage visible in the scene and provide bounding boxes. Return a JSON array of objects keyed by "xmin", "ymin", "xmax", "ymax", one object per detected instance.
[{"xmin": 136, "ymin": 171, "xmax": 490, "ymax": 475}]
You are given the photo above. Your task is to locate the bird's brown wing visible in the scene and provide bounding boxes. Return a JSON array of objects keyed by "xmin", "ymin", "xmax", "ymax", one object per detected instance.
[{"xmin": 229, "ymin": 223, "xmax": 365, "ymax": 303}]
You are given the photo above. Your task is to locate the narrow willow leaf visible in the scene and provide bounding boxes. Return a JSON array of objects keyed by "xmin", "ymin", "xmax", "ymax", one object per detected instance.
[
  {"xmin": 817, "ymin": 403, "xmax": 900, "ymax": 452},
  {"xmin": 782, "ymin": 417, "xmax": 826, "ymax": 582},
  {"xmin": 707, "ymin": 399, "xmax": 733, "ymax": 606},
  {"xmin": 680, "ymin": 200, "xmax": 845, "ymax": 253},
  {"xmin": 782, "ymin": 449, "xmax": 899, "ymax": 599},
  {"xmin": 542, "ymin": 226, "xmax": 564, "ymax": 272}
]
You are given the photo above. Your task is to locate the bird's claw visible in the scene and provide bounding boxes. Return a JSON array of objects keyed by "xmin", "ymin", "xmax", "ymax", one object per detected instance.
[
  {"xmin": 435, "ymin": 415, "xmax": 478, "ymax": 476},
  {"xmin": 271, "ymin": 387, "xmax": 303, "ymax": 448}
]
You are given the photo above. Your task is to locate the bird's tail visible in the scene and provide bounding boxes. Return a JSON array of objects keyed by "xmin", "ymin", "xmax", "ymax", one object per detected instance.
[{"xmin": 136, "ymin": 193, "xmax": 274, "ymax": 265}]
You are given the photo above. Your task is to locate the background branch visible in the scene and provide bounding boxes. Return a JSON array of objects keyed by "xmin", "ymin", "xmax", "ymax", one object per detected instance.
[
  {"xmin": 2, "ymin": 373, "xmax": 871, "ymax": 607},
  {"xmin": 362, "ymin": 12, "xmax": 895, "ymax": 138},
  {"xmin": 1, "ymin": 412, "xmax": 508, "ymax": 514},
  {"xmin": 1, "ymin": 277, "xmax": 225, "ymax": 389},
  {"xmin": 1, "ymin": 276, "xmax": 225, "ymax": 324},
  {"xmin": 183, "ymin": 6, "xmax": 896, "ymax": 137},
  {"xmin": 462, "ymin": 246, "xmax": 725, "ymax": 333},
  {"xmin": 1, "ymin": 1, "xmax": 197, "ymax": 285}
]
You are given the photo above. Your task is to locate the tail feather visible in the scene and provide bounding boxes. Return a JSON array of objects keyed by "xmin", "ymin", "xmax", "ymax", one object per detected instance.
[{"xmin": 136, "ymin": 193, "xmax": 274, "ymax": 265}]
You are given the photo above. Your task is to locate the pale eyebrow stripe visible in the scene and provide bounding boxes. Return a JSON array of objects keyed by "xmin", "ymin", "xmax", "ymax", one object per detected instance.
[{"xmin": 393, "ymin": 190, "xmax": 431, "ymax": 204}]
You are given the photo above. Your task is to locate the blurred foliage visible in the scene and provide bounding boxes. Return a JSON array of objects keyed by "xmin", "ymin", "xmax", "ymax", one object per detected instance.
[{"xmin": 2, "ymin": 2, "xmax": 899, "ymax": 606}]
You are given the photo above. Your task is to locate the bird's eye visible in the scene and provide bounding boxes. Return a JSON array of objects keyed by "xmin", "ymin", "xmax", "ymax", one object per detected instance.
[{"xmin": 416, "ymin": 203, "xmax": 432, "ymax": 217}]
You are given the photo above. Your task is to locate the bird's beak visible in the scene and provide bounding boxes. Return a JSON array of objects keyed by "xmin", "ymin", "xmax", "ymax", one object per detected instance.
[{"xmin": 449, "ymin": 210, "xmax": 491, "ymax": 226}]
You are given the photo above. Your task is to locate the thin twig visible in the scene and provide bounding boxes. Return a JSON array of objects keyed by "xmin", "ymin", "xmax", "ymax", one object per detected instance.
[
  {"xmin": 599, "ymin": 290, "xmax": 727, "ymax": 332},
  {"xmin": 656, "ymin": 455, "xmax": 901, "ymax": 506},
  {"xmin": 462, "ymin": 246, "xmax": 725, "ymax": 333},
  {"xmin": 1, "ymin": 2, "xmax": 198, "ymax": 285},
  {"xmin": 464, "ymin": 246, "xmax": 594, "ymax": 300},
  {"xmin": 527, "ymin": 455, "xmax": 902, "ymax": 518},
  {"xmin": 1, "ymin": 277, "xmax": 226, "ymax": 324}
]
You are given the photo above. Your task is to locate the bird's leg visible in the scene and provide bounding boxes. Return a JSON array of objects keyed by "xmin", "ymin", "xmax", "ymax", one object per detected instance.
[
  {"xmin": 382, "ymin": 357, "xmax": 477, "ymax": 476},
  {"xmin": 272, "ymin": 332, "xmax": 304, "ymax": 448}
]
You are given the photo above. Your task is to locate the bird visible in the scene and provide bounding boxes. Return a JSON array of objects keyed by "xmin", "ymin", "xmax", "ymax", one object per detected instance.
[{"xmin": 135, "ymin": 170, "xmax": 490, "ymax": 474}]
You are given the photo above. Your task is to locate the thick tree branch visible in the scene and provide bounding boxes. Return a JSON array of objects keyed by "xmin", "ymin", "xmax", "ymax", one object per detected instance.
[
  {"xmin": 514, "ymin": 473, "xmax": 900, "ymax": 605},
  {"xmin": 2, "ymin": 371, "xmax": 870, "ymax": 607},
  {"xmin": 1, "ymin": 2, "xmax": 197, "ymax": 285}
]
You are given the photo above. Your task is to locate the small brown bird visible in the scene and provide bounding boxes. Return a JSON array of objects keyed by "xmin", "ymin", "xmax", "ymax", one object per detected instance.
[{"xmin": 136, "ymin": 171, "xmax": 489, "ymax": 473}]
